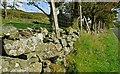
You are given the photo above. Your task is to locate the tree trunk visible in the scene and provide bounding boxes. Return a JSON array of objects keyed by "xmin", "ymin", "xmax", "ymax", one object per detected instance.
[
  {"xmin": 12, "ymin": 1, "xmax": 15, "ymax": 19},
  {"xmin": 80, "ymin": 2, "xmax": 82, "ymax": 32},
  {"xmin": 72, "ymin": 17, "xmax": 79, "ymax": 29},
  {"xmin": 84, "ymin": 16, "xmax": 90, "ymax": 33},
  {"xmin": 49, "ymin": 14, "xmax": 54, "ymax": 32},
  {"xmin": 48, "ymin": 2, "xmax": 55, "ymax": 32},
  {"xmin": 90, "ymin": 14, "xmax": 95, "ymax": 31},
  {"xmin": 34, "ymin": 2, "xmax": 55, "ymax": 32},
  {"xmin": 33, "ymin": 1, "xmax": 59, "ymax": 33},
  {"xmin": 72, "ymin": 2, "xmax": 79, "ymax": 29},
  {"xmin": 98, "ymin": 21, "xmax": 101, "ymax": 33},
  {"xmin": 94, "ymin": 23, "xmax": 97, "ymax": 34},
  {"xmin": 3, "ymin": 0, "xmax": 7, "ymax": 19}
]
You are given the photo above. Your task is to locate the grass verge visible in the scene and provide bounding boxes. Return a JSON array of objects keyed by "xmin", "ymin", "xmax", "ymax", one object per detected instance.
[{"xmin": 66, "ymin": 30, "xmax": 118, "ymax": 72}]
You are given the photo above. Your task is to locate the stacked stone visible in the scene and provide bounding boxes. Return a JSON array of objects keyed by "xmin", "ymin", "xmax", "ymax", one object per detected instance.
[
  {"xmin": 1, "ymin": 26, "xmax": 80, "ymax": 73},
  {"xmin": 1, "ymin": 56, "xmax": 42, "ymax": 73}
]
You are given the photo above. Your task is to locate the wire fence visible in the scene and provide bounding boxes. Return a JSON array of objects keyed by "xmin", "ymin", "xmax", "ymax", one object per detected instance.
[{"xmin": 58, "ymin": 13, "xmax": 73, "ymax": 27}]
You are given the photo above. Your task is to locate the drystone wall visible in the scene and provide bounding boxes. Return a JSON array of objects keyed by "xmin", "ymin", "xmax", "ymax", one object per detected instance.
[{"xmin": 0, "ymin": 26, "xmax": 80, "ymax": 73}]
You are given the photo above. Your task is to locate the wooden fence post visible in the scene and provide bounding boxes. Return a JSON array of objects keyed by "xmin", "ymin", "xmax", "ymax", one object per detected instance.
[
  {"xmin": 51, "ymin": 0, "xmax": 60, "ymax": 37},
  {"xmin": 84, "ymin": 16, "xmax": 90, "ymax": 33}
]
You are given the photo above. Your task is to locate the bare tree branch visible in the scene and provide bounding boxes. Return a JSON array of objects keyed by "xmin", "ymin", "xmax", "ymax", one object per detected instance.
[{"xmin": 33, "ymin": 3, "xmax": 50, "ymax": 17}]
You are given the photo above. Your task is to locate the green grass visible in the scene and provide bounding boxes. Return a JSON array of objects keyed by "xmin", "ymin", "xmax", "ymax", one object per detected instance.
[
  {"xmin": 2, "ymin": 9, "xmax": 49, "ymax": 24},
  {"xmin": 67, "ymin": 30, "xmax": 118, "ymax": 72},
  {"xmin": 2, "ymin": 9, "xmax": 119, "ymax": 72},
  {"xmin": 3, "ymin": 22, "xmax": 50, "ymax": 31},
  {"xmin": 1, "ymin": 9, "xmax": 50, "ymax": 30}
]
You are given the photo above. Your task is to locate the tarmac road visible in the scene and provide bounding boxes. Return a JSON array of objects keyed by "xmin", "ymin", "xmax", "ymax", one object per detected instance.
[{"xmin": 113, "ymin": 28, "xmax": 120, "ymax": 41}]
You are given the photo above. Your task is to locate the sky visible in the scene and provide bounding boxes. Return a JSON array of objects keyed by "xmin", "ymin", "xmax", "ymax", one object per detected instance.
[
  {"xmin": 22, "ymin": 2, "xmax": 50, "ymax": 14},
  {"xmin": 0, "ymin": 0, "xmax": 120, "ymax": 21},
  {"xmin": 0, "ymin": 0, "xmax": 50, "ymax": 14}
]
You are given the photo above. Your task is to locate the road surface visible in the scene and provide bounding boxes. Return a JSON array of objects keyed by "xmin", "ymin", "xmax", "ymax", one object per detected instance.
[{"xmin": 113, "ymin": 28, "xmax": 120, "ymax": 41}]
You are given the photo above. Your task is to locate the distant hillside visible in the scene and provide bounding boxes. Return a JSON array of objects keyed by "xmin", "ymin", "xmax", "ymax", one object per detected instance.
[{"xmin": 1, "ymin": 9, "xmax": 49, "ymax": 24}]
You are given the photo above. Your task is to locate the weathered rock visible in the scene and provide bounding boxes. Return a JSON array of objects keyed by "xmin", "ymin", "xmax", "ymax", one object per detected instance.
[
  {"xmin": 42, "ymin": 60, "xmax": 51, "ymax": 70},
  {"xmin": 63, "ymin": 56, "xmax": 67, "ymax": 67},
  {"xmin": 58, "ymin": 28, "xmax": 64, "ymax": 33},
  {"xmin": 60, "ymin": 39, "xmax": 67, "ymax": 47},
  {"xmin": 55, "ymin": 44, "xmax": 62, "ymax": 51},
  {"xmin": 44, "ymin": 37, "xmax": 54, "ymax": 42},
  {"xmin": 37, "ymin": 43, "xmax": 48, "ymax": 52},
  {"xmin": 1, "ymin": 56, "xmax": 28, "ymax": 72},
  {"xmin": 9, "ymin": 50, "xmax": 17, "ymax": 56},
  {"xmin": 1, "ymin": 26, "xmax": 17, "ymax": 36},
  {"xmin": 3, "ymin": 35, "xmax": 42, "ymax": 56},
  {"xmin": 72, "ymin": 33, "xmax": 79, "ymax": 39},
  {"xmin": 61, "ymin": 30, "xmax": 66, "ymax": 34},
  {"xmin": 36, "ymin": 33, "xmax": 43, "ymax": 43},
  {"xmin": 69, "ymin": 46, "xmax": 74, "ymax": 52},
  {"xmin": 62, "ymin": 34, "xmax": 67, "ymax": 39},
  {"xmin": 48, "ymin": 38, "xmax": 54, "ymax": 42},
  {"xmin": 27, "ymin": 57, "xmax": 39, "ymax": 65},
  {"xmin": 43, "ymin": 60, "xmax": 51, "ymax": 66},
  {"xmin": 73, "ymin": 29, "xmax": 80, "ymax": 36},
  {"xmin": 65, "ymin": 27, "xmax": 80, "ymax": 36},
  {"xmin": 43, "ymin": 66, "xmax": 51, "ymax": 72},
  {"xmin": 19, "ymin": 31, "xmax": 32, "ymax": 38},
  {"xmin": 4, "ymin": 40, "xmax": 19, "ymax": 56},
  {"xmin": 66, "ymin": 35, "xmax": 72, "ymax": 42},
  {"xmin": 40, "ymin": 27, "xmax": 48, "ymax": 36},
  {"xmin": 66, "ymin": 27, "xmax": 74, "ymax": 35},
  {"xmin": 64, "ymin": 47, "xmax": 70, "ymax": 55},
  {"xmin": 49, "ymin": 63, "xmax": 66, "ymax": 72},
  {"xmin": 25, "ymin": 62, "xmax": 42, "ymax": 72},
  {"xmin": 1, "ymin": 27, "xmax": 19, "ymax": 40},
  {"xmin": 36, "ymin": 42, "xmax": 59, "ymax": 59},
  {"xmin": 1, "ymin": 56, "xmax": 42, "ymax": 72},
  {"xmin": 72, "ymin": 38, "xmax": 77, "ymax": 42},
  {"xmin": 0, "ymin": 66, "xmax": 2, "ymax": 74},
  {"xmin": 27, "ymin": 27, "xmax": 33, "ymax": 32},
  {"xmin": 56, "ymin": 57, "xmax": 63, "ymax": 64},
  {"xmin": 26, "ymin": 52, "xmax": 37, "ymax": 59},
  {"xmin": 68, "ymin": 42, "xmax": 74, "ymax": 47},
  {"xmin": 46, "ymin": 51, "xmax": 54, "ymax": 58},
  {"xmin": 58, "ymin": 50, "xmax": 65, "ymax": 58},
  {"xmin": 51, "ymin": 32, "xmax": 56, "ymax": 38},
  {"xmin": 2, "ymin": 27, "xmax": 79, "ymax": 73},
  {"xmin": 10, "ymin": 69, "xmax": 27, "ymax": 72},
  {"xmin": 59, "ymin": 29, "xmax": 66, "ymax": 35},
  {"xmin": 53, "ymin": 38, "xmax": 60, "ymax": 44}
]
